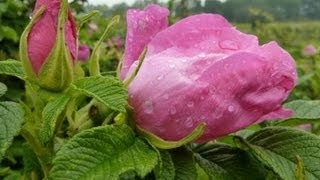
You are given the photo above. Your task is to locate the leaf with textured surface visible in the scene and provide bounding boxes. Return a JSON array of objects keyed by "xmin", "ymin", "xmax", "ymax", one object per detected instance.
[
  {"xmin": 40, "ymin": 95, "xmax": 70, "ymax": 145},
  {"xmin": 171, "ymin": 148, "xmax": 197, "ymax": 180},
  {"xmin": 0, "ymin": 82, "xmax": 7, "ymax": 97},
  {"xmin": 0, "ymin": 102, "xmax": 24, "ymax": 161},
  {"xmin": 50, "ymin": 125, "xmax": 158, "ymax": 180},
  {"xmin": 240, "ymin": 127, "xmax": 320, "ymax": 180},
  {"xmin": 0, "ymin": 60, "xmax": 25, "ymax": 79},
  {"xmin": 72, "ymin": 76, "xmax": 128, "ymax": 112},
  {"xmin": 277, "ymin": 100, "xmax": 320, "ymax": 126},
  {"xmin": 194, "ymin": 143, "xmax": 267, "ymax": 180},
  {"xmin": 154, "ymin": 151, "xmax": 175, "ymax": 180}
]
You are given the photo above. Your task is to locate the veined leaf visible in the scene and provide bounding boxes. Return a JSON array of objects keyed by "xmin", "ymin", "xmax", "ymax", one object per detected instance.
[
  {"xmin": 155, "ymin": 148, "xmax": 197, "ymax": 180},
  {"xmin": 194, "ymin": 143, "xmax": 267, "ymax": 180},
  {"xmin": 0, "ymin": 102, "xmax": 24, "ymax": 161},
  {"xmin": 171, "ymin": 148, "xmax": 197, "ymax": 180},
  {"xmin": 50, "ymin": 125, "xmax": 158, "ymax": 179},
  {"xmin": 276, "ymin": 100, "xmax": 320, "ymax": 126},
  {"xmin": 40, "ymin": 95, "xmax": 70, "ymax": 145},
  {"xmin": 155, "ymin": 151, "xmax": 175, "ymax": 180},
  {"xmin": 238, "ymin": 127, "xmax": 320, "ymax": 180},
  {"xmin": 72, "ymin": 76, "xmax": 128, "ymax": 112},
  {"xmin": 0, "ymin": 82, "xmax": 7, "ymax": 97},
  {"xmin": 0, "ymin": 60, "xmax": 25, "ymax": 79}
]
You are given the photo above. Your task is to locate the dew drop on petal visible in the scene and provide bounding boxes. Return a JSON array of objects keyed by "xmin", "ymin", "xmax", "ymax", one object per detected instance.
[
  {"xmin": 219, "ymin": 40, "xmax": 239, "ymax": 50},
  {"xmin": 228, "ymin": 105, "xmax": 235, "ymax": 112},
  {"xmin": 186, "ymin": 117, "xmax": 193, "ymax": 128},
  {"xmin": 170, "ymin": 107, "xmax": 177, "ymax": 115},
  {"xmin": 187, "ymin": 101, "xmax": 194, "ymax": 108},
  {"xmin": 143, "ymin": 101, "xmax": 153, "ymax": 114},
  {"xmin": 169, "ymin": 64, "xmax": 176, "ymax": 68},
  {"xmin": 157, "ymin": 75, "xmax": 163, "ymax": 80}
]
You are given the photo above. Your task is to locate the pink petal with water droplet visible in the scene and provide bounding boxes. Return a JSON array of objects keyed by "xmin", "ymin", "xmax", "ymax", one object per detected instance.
[
  {"xmin": 127, "ymin": 10, "xmax": 297, "ymax": 142},
  {"xmin": 120, "ymin": 4, "xmax": 169, "ymax": 79}
]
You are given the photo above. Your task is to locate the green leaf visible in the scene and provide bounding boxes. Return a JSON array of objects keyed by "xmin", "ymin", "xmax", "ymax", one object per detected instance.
[
  {"xmin": 0, "ymin": 60, "xmax": 25, "ymax": 79},
  {"xmin": 276, "ymin": 100, "xmax": 320, "ymax": 126},
  {"xmin": 154, "ymin": 151, "xmax": 175, "ymax": 180},
  {"xmin": 238, "ymin": 127, "xmax": 320, "ymax": 180},
  {"xmin": 171, "ymin": 148, "xmax": 197, "ymax": 180},
  {"xmin": 0, "ymin": 26, "xmax": 18, "ymax": 42},
  {"xmin": 0, "ymin": 102, "xmax": 24, "ymax": 161},
  {"xmin": 194, "ymin": 143, "xmax": 267, "ymax": 180},
  {"xmin": 39, "ymin": 95, "xmax": 70, "ymax": 145},
  {"xmin": 50, "ymin": 125, "xmax": 158, "ymax": 179},
  {"xmin": 0, "ymin": 82, "xmax": 7, "ymax": 97},
  {"xmin": 72, "ymin": 76, "xmax": 128, "ymax": 112}
]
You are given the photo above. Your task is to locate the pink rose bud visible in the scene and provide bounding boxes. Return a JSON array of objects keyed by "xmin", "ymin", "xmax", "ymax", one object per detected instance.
[
  {"xmin": 28, "ymin": 0, "xmax": 77, "ymax": 73},
  {"xmin": 302, "ymin": 44, "xmax": 317, "ymax": 56},
  {"xmin": 123, "ymin": 5, "xmax": 298, "ymax": 142},
  {"xmin": 21, "ymin": 0, "xmax": 77, "ymax": 91},
  {"xmin": 77, "ymin": 45, "xmax": 91, "ymax": 61}
]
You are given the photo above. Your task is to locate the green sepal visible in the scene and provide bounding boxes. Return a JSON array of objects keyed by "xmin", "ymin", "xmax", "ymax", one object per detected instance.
[
  {"xmin": 19, "ymin": 5, "xmax": 45, "ymax": 81},
  {"xmin": 89, "ymin": 15, "xmax": 120, "ymax": 76},
  {"xmin": 37, "ymin": 0, "xmax": 73, "ymax": 91},
  {"xmin": 137, "ymin": 123, "xmax": 206, "ymax": 149}
]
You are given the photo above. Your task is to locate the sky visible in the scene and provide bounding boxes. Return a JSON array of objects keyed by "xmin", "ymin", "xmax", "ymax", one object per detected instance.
[{"xmin": 87, "ymin": 0, "xmax": 169, "ymax": 6}]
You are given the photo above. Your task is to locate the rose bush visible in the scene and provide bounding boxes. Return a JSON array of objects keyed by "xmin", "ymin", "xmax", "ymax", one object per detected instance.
[{"xmin": 123, "ymin": 5, "xmax": 298, "ymax": 142}]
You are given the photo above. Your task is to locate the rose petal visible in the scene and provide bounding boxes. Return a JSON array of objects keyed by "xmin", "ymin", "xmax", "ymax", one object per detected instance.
[{"xmin": 121, "ymin": 4, "xmax": 169, "ymax": 79}]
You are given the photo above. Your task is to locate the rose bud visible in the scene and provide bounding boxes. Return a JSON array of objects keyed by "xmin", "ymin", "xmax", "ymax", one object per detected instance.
[
  {"xmin": 123, "ymin": 5, "xmax": 298, "ymax": 142},
  {"xmin": 77, "ymin": 45, "xmax": 91, "ymax": 61},
  {"xmin": 20, "ymin": 0, "xmax": 77, "ymax": 91}
]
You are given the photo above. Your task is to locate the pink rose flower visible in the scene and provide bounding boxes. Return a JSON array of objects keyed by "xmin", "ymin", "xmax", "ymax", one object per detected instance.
[
  {"xmin": 77, "ymin": 45, "xmax": 91, "ymax": 61},
  {"xmin": 302, "ymin": 44, "xmax": 317, "ymax": 56},
  {"xmin": 123, "ymin": 5, "xmax": 297, "ymax": 142},
  {"xmin": 27, "ymin": 0, "xmax": 77, "ymax": 74}
]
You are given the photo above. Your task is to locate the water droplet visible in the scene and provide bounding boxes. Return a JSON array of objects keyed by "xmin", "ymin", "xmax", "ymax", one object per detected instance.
[
  {"xmin": 157, "ymin": 75, "xmax": 163, "ymax": 80},
  {"xmin": 200, "ymin": 96, "xmax": 205, "ymax": 100},
  {"xmin": 169, "ymin": 64, "xmax": 176, "ymax": 68},
  {"xmin": 186, "ymin": 117, "xmax": 193, "ymax": 128},
  {"xmin": 228, "ymin": 105, "xmax": 235, "ymax": 112},
  {"xmin": 187, "ymin": 101, "xmax": 194, "ymax": 108},
  {"xmin": 143, "ymin": 101, "xmax": 153, "ymax": 114},
  {"xmin": 170, "ymin": 107, "xmax": 177, "ymax": 115},
  {"xmin": 219, "ymin": 40, "xmax": 239, "ymax": 50}
]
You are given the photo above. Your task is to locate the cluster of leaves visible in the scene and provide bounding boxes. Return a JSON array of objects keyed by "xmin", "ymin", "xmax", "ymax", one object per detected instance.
[{"xmin": 2, "ymin": 58, "xmax": 320, "ymax": 179}]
